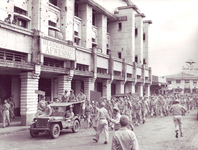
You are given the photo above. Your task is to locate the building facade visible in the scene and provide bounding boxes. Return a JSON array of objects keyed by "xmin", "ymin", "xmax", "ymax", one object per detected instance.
[
  {"xmin": 0, "ymin": 0, "xmax": 152, "ymax": 125},
  {"xmin": 150, "ymin": 75, "xmax": 167, "ymax": 95},
  {"xmin": 166, "ymin": 72, "xmax": 198, "ymax": 94}
]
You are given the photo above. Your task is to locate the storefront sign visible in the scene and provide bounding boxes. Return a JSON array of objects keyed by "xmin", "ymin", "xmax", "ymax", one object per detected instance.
[{"xmin": 40, "ymin": 38, "xmax": 75, "ymax": 60}]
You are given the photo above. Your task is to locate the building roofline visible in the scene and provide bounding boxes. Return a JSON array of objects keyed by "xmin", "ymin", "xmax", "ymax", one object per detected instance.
[
  {"xmin": 143, "ymin": 20, "xmax": 152, "ymax": 24},
  {"xmin": 135, "ymin": 13, "xmax": 146, "ymax": 18},
  {"xmin": 76, "ymin": 0, "xmax": 117, "ymax": 21},
  {"xmin": 118, "ymin": 5, "xmax": 141, "ymax": 14}
]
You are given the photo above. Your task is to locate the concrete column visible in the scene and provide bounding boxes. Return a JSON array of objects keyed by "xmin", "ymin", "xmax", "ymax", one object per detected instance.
[
  {"xmin": 124, "ymin": 82, "xmax": 132, "ymax": 93},
  {"xmin": 103, "ymin": 80, "xmax": 112, "ymax": 100},
  {"xmin": 58, "ymin": 0, "xmax": 75, "ymax": 41},
  {"xmin": 116, "ymin": 81, "xmax": 125, "ymax": 94},
  {"xmin": 145, "ymin": 84, "xmax": 151, "ymax": 97},
  {"xmin": 132, "ymin": 82, "xmax": 135, "ymax": 93},
  {"xmin": 136, "ymin": 83, "xmax": 143, "ymax": 97},
  {"xmin": 135, "ymin": 14, "xmax": 144, "ymax": 65},
  {"xmin": 84, "ymin": 78, "xmax": 96, "ymax": 101},
  {"xmin": 58, "ymin": 75, "xmax": 73, "ymax": 95},
  {"xmin": 78, "ymin": 3, "xmax": 92, "ymax": 48},
  {"xmin": 20, "ymin": 72, "xmax": 39, "ymax": 125},
  {"xmin": 143, "ymin": 20, "xmax": 152, "ymax": 68},
  {"xmin": 95, "ymin": 14, "xmax": 107, "ymax": 54}
]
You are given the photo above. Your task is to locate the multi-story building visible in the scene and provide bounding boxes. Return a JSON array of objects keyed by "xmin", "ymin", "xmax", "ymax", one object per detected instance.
[
  {"xmin": 150, "ymin": 75, "xmax": 167, "ymax": 95},
  {"xmin": 0, "ymin": 0, "xmax": 152, "ymax": 125},
  {"xmin": 166, "ymin": 72, "xmax": 198, "ymax": 94}
]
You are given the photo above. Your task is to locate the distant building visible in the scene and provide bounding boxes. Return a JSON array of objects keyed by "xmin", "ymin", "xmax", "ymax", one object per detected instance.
[
  {"xmin": 150, "ymin": 75, "xmax": 167, "ymax": 95},
  {"xmin": 0, "ymin": 0, "xmax": 152, "ymax": 125},
  {"xmin": 166, "ymin": 72, "xmax": 198, "ymax": 94}
]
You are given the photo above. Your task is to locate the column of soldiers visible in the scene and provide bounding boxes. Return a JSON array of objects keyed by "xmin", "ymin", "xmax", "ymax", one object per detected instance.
[{"xmin": 85, "ymin": 93, "xmax": 198, "ymax": 131}]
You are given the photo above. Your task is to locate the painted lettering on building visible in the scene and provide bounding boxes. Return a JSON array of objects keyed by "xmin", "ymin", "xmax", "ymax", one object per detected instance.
[{"xmin": 40, "ymin": 38, "xmax": 75, "ymax": 60}]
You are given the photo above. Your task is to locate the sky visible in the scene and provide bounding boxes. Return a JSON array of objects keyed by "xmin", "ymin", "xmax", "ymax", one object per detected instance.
[{"xmin": 133, "ymin": 0, "xmax": 198, "ymax": 76}]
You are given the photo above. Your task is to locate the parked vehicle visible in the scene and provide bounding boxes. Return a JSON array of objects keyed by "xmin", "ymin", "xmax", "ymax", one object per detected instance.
[{"xmin": 29, "ymin": 101, "xmax": 83, "ymax": 139}]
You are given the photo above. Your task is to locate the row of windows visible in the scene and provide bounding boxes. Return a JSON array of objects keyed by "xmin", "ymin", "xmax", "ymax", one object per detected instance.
[
  {"xmin": 176, "ymin": 80, "xmax": 197, "ymax": 84},
  {"xmin": 0, "ymin": 49, "xmax": 27, "ymax": 62}
]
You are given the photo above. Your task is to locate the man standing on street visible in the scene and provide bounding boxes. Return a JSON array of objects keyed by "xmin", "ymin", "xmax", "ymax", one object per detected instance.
[
  {"xmin": 111, "ymin": 115, "xmax": 139, "ymax": 150},
  {"xmin": 2, "ymin": 99, "xmax": 10, "ymax": 128},
  {"xmin": 169, "ymin": 99, "xmax": 187, "ymax": 138},
  {"xmin": 92, "ymin": 102, "xmax": 109, "ymax": 144}
]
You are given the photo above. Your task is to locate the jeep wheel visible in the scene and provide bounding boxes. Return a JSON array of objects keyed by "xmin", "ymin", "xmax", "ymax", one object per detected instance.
[
  {"xmin": 30, "ymin": 123, "xmax": 39, "ymax": 137},
  {"xmin": 72, "ymin": 120, "xmax": 80, "ymax": 133},
  {"xmin": 50, "ymin": 124, "xmax": 60, "ymax": 139}
]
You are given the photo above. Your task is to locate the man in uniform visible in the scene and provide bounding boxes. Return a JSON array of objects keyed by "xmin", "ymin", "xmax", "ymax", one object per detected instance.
[
  {"xmin": 92, "ymin": 102, "xmax": 109, "ymax": 144},
  {"xmin": 150, "ymin": 96, "xmax": 157, "ymax": 117},
  {"xmin": 76, "ymin": 89, "xmax": 86, "ymax": 116},
  {"xmin": 2, "ymin": 99, "xmax": 10, "ymax": 128},
  {"xmin": 169, "ymin": 99, "xmax": 187, "ymax": 138},
  {"xmin": 132, "ymin": 99, "xmax": 141, "ymax": 126},
  {"xmin": 140, "ymin": 97, "xmax": 149, "ymax": 124},
  {"xmin": 109, "ymin": 106, "xmax": 121, "ymax": 131},
  {"xmin": 61, "ymin": 90, "xmax": 69, "ymax": 102},
  {"xmin": 111, "ymin": 115, "xmax": 139, "ymax": 150}
]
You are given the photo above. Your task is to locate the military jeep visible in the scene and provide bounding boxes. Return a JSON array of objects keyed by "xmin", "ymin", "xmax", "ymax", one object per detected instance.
[{"xmin": 29, "ymin": 101, "xmax": 83, "ymax": 139}]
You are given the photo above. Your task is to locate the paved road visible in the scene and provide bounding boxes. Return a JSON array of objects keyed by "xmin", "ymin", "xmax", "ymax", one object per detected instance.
[{"xmin": 1, "ymin": 109, "xmax": 198, "ymax": 150}]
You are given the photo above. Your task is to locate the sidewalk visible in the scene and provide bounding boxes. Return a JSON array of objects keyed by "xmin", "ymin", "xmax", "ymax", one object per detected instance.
[{"xmin": 0, "ymin": 117, "xmax": 29, "ymax": 135}]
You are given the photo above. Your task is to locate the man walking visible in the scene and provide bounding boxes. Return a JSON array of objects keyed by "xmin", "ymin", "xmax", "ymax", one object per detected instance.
[
  {"xmin": 111, "ymin": 115, "xmax": 139, "ymax": 150},
  {"xmin": 169, "ymin": 99, "xmax": 187, "ymax": 138},
  {"xmin": 92, "ymin": 102, "xmax": 109, "ymax": 144}
]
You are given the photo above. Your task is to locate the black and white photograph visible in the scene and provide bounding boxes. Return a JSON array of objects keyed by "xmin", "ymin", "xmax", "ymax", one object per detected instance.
[{"xmin": 0, "ymin": 0, "xmax": 198, "ymax": 149}]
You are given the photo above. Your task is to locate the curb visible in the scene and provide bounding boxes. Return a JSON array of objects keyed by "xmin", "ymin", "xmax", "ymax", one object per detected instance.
[{"xmin": 0, "ymin": 127, "xmax": 29, "ymax": 136}]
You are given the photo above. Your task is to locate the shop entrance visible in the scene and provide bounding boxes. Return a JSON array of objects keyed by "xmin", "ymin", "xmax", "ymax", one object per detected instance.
[
  {"xmin": 39, "ymin": 78, "xmax": 51, "ymax": 101},
  {"xmin": 0, "ymin": 75, "xmax": 11, "ymax": 101}
]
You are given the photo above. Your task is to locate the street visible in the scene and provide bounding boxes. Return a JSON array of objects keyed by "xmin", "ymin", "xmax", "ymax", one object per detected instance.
[{"xmin": 0, "ymin": 109, "xmax": 198, "ymax": 150}]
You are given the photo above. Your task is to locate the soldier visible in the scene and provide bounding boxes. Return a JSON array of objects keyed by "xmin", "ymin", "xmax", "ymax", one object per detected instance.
[
  {"xmin": 36, "ymin": 95, "xmax": 47, "ymax": 117},
  {"xmin": 150, "ymin": 96, "xmax": 157, "ymax": 117},
  {"xmin": 132, "ymin": 99, "xmax": 141, "ymax": 126},
  {"xmin": 76, "ymin": 89, "xmax": 86, "ymax": 116},
  {"xmin": 169, "ymin": 99, "xmax": 187, "ymax": 138},
  {"xmin": 2, "ymin": 99, "xmax": 10, "ymax": 128},
  {"xmin": 85, "ymin": 100, "xmax": 92, "ymax": 128},
  {"xmin": 91, "ymin": 101, "xmax": 98, "ymax": 131},
  {"xmin": 140, "ymin": 97, "xmax": 149, "ymax": 124},
  {"xmin": 158, "ymin": 96, "xmax": 166, "ymax": 117},
  {"xmin": 92, "ymin": 102, "xmax": 109, "ymax": 144},
  {"xmin": 68, "ymin": 89, "xmax": 76, "ymax": 102},
  {"xmin": 109, "ymin": 106, "xmax": 121, "ymax": 131},
  {"xmin": 61, "ymin": 90, "xmax": 69, "ymax": 102}
]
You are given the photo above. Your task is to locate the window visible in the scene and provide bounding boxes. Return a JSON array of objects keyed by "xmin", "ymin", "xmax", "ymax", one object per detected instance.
[
  {"xmin": 75, "ymin": 2, "xmax": 79, "ymax": 17},
  {"xmin": 14, "ymin": 6, "xmax": 28, "ymax": 28},
  {"xmin": 76, "ymin": 64, "xmax": 89, "ymax": 71},
  {"xmin": 176, "ymin": 80, "xmax": 181, "ymax": 84},
  {"xmin": 185, "ymin": 80, "xmax": 189, "ymax": 83},
  {"xmin": 143, "ymin": 33, "xmax": 146, "ymax": 41},
  {"xmin": 48, "ymin": 21, "xmax": 56, "ymax": 27},
  {"xmin": 92, "ymin": 11, "xmax": 96, "ymax": 26},
  {"xmin": 168, "ymin": 81, "xmax": 171, "ymax": 84},
  {"xmin": 118, "ymin": 23, "xmax": 122, "ymax": 31},
  {"xmin": 97, "ymin": 68, "xmax": 107, "ymax": 74},
  {"xmin": 107, "ymin": 49, "xmax": 111, "ymax": 55},
  {"xmin": 135, "ymin": 56, "xmax": 138, "ymax": 63},
  {"xmin": 143, "ymin": 58, "xmax": 146, "ymax": 65},
  {"xmin": 14, "ymin": 6, "xmax": 27, "ymax": 16},
  {"xmin": 43, "ymin": 57, "xmax": 64, "ymax": 68},
  {"xmin": 135, "ymin": 28, "xmax": 138, "ymax": 37},
  {"xmin": 18, "ymin": 18, "xmax": 27, "ymax": 28},
  {"xmin": 118, "ymin": 52, "xmax": 121, "ymax": 58},
  {"xmin": 49, "ymin": 0, "xmax": 57, "ymax": 6}
]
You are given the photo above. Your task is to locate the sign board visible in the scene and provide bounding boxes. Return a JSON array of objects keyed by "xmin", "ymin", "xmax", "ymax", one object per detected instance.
[
  {"xmin": 90, "ymin": 90, "xmax": 101, "ymax": 102},
  {"xmin": 40, "ymin": 38, "xmax": 76, "ymax": 60}
]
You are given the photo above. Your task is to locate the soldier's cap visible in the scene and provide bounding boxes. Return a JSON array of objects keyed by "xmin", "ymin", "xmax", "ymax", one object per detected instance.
[
  {"xmin": 120, "ymin": 115, "xmax": 129, "ymax": 127},
  {"xmin": 100, "ymin": 102, "xmax": 105, "ymax": 107},
  {"xmin": 113, "ymin": 106, "xmax": 120, "ymax": 112}
]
